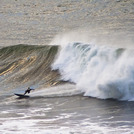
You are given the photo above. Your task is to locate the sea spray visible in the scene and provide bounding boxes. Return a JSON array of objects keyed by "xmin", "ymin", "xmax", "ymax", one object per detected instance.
[{"xmin": 52, "ymin": 42, "xmax": 134, "ymax": 100}]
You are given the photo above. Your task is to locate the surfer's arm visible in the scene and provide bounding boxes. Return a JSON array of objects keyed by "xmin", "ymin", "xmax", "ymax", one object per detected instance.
[{"xmin": 30, "ymin": 88, "xmax": 35, "ymax": 91}]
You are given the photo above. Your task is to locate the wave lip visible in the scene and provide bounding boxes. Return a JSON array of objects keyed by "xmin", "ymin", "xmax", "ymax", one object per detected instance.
[{"xmin": 52, "ymin": 42, "xmax": 134, "ymax": 101}]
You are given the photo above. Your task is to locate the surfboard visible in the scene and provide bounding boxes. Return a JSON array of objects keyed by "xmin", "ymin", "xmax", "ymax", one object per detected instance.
[{"xmin": 14, "ymin": 93, "xmax": 30, "ymax": 98}]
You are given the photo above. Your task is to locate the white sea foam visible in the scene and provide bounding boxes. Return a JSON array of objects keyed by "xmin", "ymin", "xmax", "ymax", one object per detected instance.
[
  {"xmin": 0, "ymin": 117, "xmax": 133, "ymax": 134},
  {"xmin": 52, "ymin": 42, "xmax": 134, "ymax": 100}
]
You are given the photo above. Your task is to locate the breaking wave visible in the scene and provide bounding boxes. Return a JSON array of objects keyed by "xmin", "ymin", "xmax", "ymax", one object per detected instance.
[
  {"xmin": 1, "ymin": 43, "xmax": 134, "ymax": 101},
  {"xmin": 52, "ymin": 42, "xmax": 134, "ymax": 101}
]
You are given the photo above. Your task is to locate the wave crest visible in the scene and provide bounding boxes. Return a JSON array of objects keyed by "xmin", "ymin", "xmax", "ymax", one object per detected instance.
[{"xmin": 52, "ymin": 42, "xmax": 134, "ymax": 101}]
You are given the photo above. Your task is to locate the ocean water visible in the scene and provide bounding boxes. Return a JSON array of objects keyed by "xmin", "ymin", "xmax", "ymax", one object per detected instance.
[
  {"xmin": 1, "ymin": 94, "xmax": 134, "ymax": 134},
  {"xmin": 0, "ymin": 0, "xmax": 134, "ymax": 134},
  {"xmin": 0, "ymin": 43, "xmax": 134, "ymax": 134}
]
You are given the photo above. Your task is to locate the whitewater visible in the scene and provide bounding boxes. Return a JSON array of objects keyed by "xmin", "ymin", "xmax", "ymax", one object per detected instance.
[{"xmin": 52, "ymin": 42, "xmax": 134, "ymax": 101}]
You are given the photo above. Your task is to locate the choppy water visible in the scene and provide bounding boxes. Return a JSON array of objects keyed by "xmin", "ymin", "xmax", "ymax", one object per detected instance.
[
  {"xmin": 0, "ymin": 0, "xmax": 134, "ymax": 134},
  {"xmin": 1, "ymin": 94, "xmax": 134, "ymax": 134}
]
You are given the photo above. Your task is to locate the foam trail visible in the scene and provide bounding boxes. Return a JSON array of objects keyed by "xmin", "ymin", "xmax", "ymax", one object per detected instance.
[
  {"xmin": 52, "ymin": 42, "xmax": 134, "ymax": 101},
  {"xmin": 31, "ymin": 84, "xmax": 82, "ymax": 97}
]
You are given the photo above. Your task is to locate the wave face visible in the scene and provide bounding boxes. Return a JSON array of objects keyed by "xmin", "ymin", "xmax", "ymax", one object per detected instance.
[
  {"xmin": 52, "ymin": 42, "xmax": 134, "ymax": 101},
  {"xmin": 0, "ymin": 44, "xmax": 60, "ymax": 94},
  {"xmin": 1, "ymin": 43, "xmax": 134, "ymax": 101}
]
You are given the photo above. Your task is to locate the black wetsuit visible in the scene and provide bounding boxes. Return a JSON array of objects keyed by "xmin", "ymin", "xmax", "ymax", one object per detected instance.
[{"xmin": 24, "ymin": 88, "xmax": 31, "ymax": 95}]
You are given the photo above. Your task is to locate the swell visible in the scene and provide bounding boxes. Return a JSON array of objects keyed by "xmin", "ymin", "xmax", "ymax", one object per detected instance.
[{"xmin": 0, "ymin": 44, "xmax": 61, "ymax": 94}]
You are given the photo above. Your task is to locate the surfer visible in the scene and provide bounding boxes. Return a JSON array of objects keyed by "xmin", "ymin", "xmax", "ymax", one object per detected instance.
[{"xmin": 24, "ymin": 87, "xmax": 34, "ymax": 95}]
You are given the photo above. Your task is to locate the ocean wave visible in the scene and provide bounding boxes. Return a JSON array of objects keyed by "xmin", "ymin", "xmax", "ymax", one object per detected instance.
[
  {"xmin": 0, "ymin": 44, "xmax": 61, "ymax": 94},
  {"xmin": 52, "ymin": 42, "xmax": 134, "ymax": 101},
  {"xmin": 2, "ymin": 43, "xmax": 134, "ymax": 101}
]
